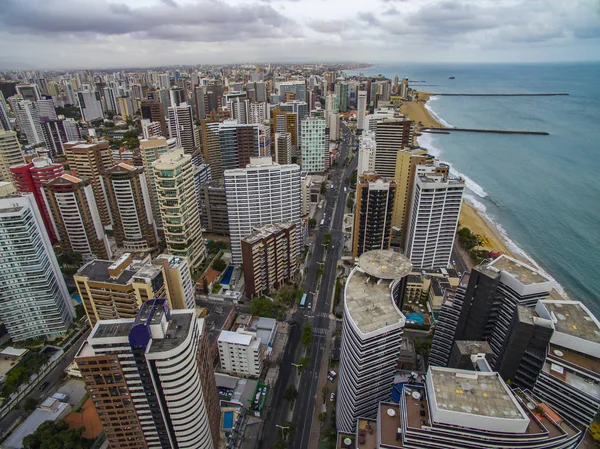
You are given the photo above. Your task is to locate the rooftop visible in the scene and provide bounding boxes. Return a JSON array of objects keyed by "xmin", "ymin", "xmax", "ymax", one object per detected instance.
[
  {"xmin": 242, "ymin": 222, "xmax": 295, "ymax": 245},
  {"xmin": 148, "ymin": 311, "xmax": 193, "ymax": 353},
  {"xmin": 219, "ymin": 330, "xmax": 253, "ymax": 346},
  {"xmin": 92, "ymin": 320, "xmax": 132, "ymax": 339},
  {"xmin": 429, "ymin": 367, "xmax": 528, "ymax": 422},
  {"xmin": 378, "ymin": 403, "xmax": 403, "ymax": 448},
  {"xmin": 4, "ymin": 400, "xmax": 71, "ymax": 449},
  {"xmin": 487, "ymin": 255, "xmax": 550, "ymax": 286},
  {"xmin": 539, "ymin": 300, "xmax": 600, "ymax": 343},
  {"xmin": 345, "ymin": 268, "xmax": 405, "ymax": 334},
  {"xmin": 358, "ymin": 250, "xmax": 412, "ymax": 280},
  {"xmin": 76, "ymin": 260, "xmax": 136, "ymax": 285}
]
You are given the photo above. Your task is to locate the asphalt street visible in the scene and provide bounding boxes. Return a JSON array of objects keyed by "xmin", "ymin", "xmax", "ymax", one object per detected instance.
[{"xmin": 261, "ymin": 122, "xmax": 356, "ymax": 449}]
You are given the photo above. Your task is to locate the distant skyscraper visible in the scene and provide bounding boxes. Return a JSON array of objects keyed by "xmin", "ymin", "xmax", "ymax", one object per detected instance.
[
  {"xmin": 357, "ymin": 130, "xmax": 376, "ymax": 175},
  {"xmin": 200, "ymin": 180, "xmax": 229, "ymax": 236},
  {"xmin": 37, "ymin": 97, "xmax": 57, "ymax": 120},
  {"xmin": 193, "ymin": 85, "xmax": 206, "ymax": 120},
  {"xmin": 141, "ymin": 100, "xmax": 168, "ymax": 137},
  {"xmin": 0, "ymin": 101, "xmax": 10, "ymax": 131},
  {"xmin": 0, "ymin": 194, "xmax": 74, "ymax": 341},
  {"xmin": 373, "ymin": 118, "xmax": 414, "ymax": 178},
  {"xmin": 272, "ymin": 110, "xmax": 298, "ymax": 155},
  {"xmin": 158, "ymin": 72, "xmax": 171, "ymax": 89},
  {"xmin": 337, "ymin": 250, "xmax": 411, "ymax": 432},
  {"xmin": 0, "ymin": 130, "xmax": 24, "ymax": 183},
  {"xmin": 352, "ymin": 172, "xmax": 396, "ymax": 258},
  {"xmin": 43, "ymin": 174, "xmax": 112, "ymax": 261},
  {"xmin": 117, "ymin": 96, "xmax": 134, "ymax": 118},
  {"xmin": 40, "ymin": 117, "xmax": 72, "ymax": 159},
  {"xmin": 168, "ymin": 103, "xmax": 196, "ymax": 153},
  {"xmin": 76, "ymin": 299, "xmax": 220, "ymax": 449},
  {"xmin": 103, "ymin": 162, "xmax": 158, "ymax": 252},
  {"xmin": 201, "ymin": 120, "xmax": 223, "ymax": 179},
  {"xmin": 77, "ymin": 90, "xmax": 104, "ymax": 122},
  {"xmin": 275, "ymin": 132, "xmax": 292, "ymax": 165},
  {"xmin": 300, "ymin": 117, "xmax": 326, "ymax": 172},
  {"xmin": 224, "ymin": 157, "xmax": 302, "ymax": 265},
  {"xmin": 357, "ymin": 90, "xmax": 367, "ymax": 131},
  {"xmin": 102, "ymin": 86, "xmax": 117, "ymax": 112},
  {"xmin": 219, "ymin": 122, "xmax": 260, "ymax": 171},
  {"xmin": 15, "ymin": 83, "xmax": 41, "ymax": 101},
  {"xmin": 10, "ymin": 157, "xmax": 63, "ymax": 243},
  {"xmin": 153, "ymin": 148, "xmax": 206, "ymax": 271},
  {"xmin": 10, "ymin": 99, "xmax": 43, "ymax": 144},
  {"xmin": 405, "ymin": 161, "xmax": 465, "ymax": 269}
]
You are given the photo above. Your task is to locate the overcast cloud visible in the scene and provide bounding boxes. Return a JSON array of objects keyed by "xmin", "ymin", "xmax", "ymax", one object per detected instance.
[{"xmin": 0, "ymin": 0, "xmax": 598, "ymax": 69}]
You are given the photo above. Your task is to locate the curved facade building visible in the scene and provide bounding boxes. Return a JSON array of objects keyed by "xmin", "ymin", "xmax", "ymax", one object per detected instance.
[{"xmin": 336, "ymin": 250, "xmax": 412, "ymax": 433}]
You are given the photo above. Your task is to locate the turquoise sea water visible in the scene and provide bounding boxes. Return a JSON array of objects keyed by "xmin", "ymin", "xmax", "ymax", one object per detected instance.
[{"xmin": 347, "ymin": 62, "xmax": 600, "ymax": 314}]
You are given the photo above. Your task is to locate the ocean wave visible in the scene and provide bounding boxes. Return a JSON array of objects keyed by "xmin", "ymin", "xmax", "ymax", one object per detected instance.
[
  {"xmin": 462, "ymin": 195, "xmax": 569, "ymax": 299},
  {"xmin": 424, "ymin": 96, "xmax": 454, "ymax": 128},
  {"xmin": 416, "ymin": 134, "xmax": 488, "ymax": 199}
]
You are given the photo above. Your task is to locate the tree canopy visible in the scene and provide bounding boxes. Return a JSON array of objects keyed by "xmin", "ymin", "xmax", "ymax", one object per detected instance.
[
  {"xmin": 251, "ymin": 297, "xmax": 276, "ymax": 318},
  {"xmin": 283, "ymin": 385, "xmax": 298, "ymax": 403},
  {"xmin": 301, "ymin": 322, "xmax": 314, "ymax": 347},
  {"xmin": 212, "ymin": 258, "xmax": 227, "ymax": 272},
  {"xmin": 22, "ymin": 420, "xmax": 92, "ymax": 449}
]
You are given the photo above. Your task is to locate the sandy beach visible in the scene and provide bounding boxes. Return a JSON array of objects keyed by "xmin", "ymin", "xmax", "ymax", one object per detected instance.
[{"xmin": 402, "ymin": 90, "xmax": 516, "ymax": 258}]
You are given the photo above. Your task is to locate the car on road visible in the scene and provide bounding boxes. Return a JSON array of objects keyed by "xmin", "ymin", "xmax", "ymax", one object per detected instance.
[
  {"xmin": 38, "ymin": 381, "xmax": 49, "ymax": 392},
  {"xmin": 307, "ymin": 302, "xmax": 312, "ymax": 309},
  {"xmin": 330, "ymin": 392, "xmax": 335, "ymax": 402},
  {"xmin": 327, "ymin": 375, "xmax": 334, "ymax": 382}
]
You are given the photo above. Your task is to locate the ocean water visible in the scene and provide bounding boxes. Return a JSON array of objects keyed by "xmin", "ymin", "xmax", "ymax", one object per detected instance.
[{"xmin": 347, "ymin": 62, "xmax": 600, "ymax": 314}]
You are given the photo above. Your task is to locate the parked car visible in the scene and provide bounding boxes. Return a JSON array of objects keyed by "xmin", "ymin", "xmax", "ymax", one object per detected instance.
[
  {"xmin": 38, "ymin": 381, "xmax": 49, "ymax": 392},
  {"xmin": 330, "ymin": 392, "xmax": 336, "ymax": 402}
]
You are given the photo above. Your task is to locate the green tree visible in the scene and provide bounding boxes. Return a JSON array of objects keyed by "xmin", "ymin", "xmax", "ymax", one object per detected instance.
[
  {"xmin": 22, "ymin": 420, "xmax": 92, "ymax": 449},
  {"xmin": 212, "ymin": 258, "xmax": 227, "ymax": 272},
  {"xmin": 23, "ymin": 397, "xmax": 38, "ymax": 413},
  {"xmin": 318, "ymin": 411, "xmax": 327, "ymax": 422},
  {"xmin": 122, "ymin": 136, "xmax": 139, "ymax": 150},
  {"xmin": 296, "ymin": 356, "xmax": 311, "ymax": 373},
  {"xmin": 274, "ymin": 439, "xmax": 287, "ymax": 449},
  {"xmin": 301, "ymin": 322, "xmax": 314, "ymax": 347},
  {"xmin": 283, "ymin": 385, "xmax": 298, "ymax": 403},
  {"xmin": 308, "ymin": 218, "xmax": 317, "ymax": 229},
  {"xmin": 322, "ymin": 385, "xmax": 330, "ymax": 402},
  {"xmin": 251, "ymin": 297, "xmax": 275, "ymax": 318},
  {"xmin": 322, "ymin": 232, "xmax": 332, "ymax": 248}
]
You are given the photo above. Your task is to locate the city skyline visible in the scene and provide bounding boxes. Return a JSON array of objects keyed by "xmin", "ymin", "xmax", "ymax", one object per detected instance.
[{"xmin": 1, "ymin": 0, "xmax": 600, "ymax": 70}]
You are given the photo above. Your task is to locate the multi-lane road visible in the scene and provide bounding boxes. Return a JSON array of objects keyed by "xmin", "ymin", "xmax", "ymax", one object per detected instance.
[{"xmin": 261, "ymin": 122, "xmax": 356, "ymax": 449}]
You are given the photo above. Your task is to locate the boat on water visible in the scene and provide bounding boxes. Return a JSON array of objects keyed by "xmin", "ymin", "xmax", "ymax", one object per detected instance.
[{"xmin": 449, "ymin": 76, "xmax": 456, "ymax": 79}]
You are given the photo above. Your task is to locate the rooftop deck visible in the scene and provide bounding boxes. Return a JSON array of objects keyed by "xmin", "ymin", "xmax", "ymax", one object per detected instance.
[
  {"xmin": 488, "ymin": 255, "xmax": 549, "ymax": 286},
  {"xmin": 541, "ymin": 301, "xmax": 600, "ymax": 343}
]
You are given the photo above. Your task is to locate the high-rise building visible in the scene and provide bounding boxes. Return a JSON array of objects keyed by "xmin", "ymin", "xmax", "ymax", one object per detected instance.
[
  {"xmin": 0, "ymin": 130, "xmax": 24, "ymax": 183},
  {"xmin": 533, "ymin": 300, "xmax": 600, "ymax": 427},
  {"xmin": 218, "ymin": 320, "xmax": 274, "ymax": 377},
  {"xmin": 248, "ymin": 102, "xmax": 268, "ymax": 124},
  {"xmin": 158, "ymin": 73, "xmax": 171, "ymax": 89},
  {"xmin": 77, "ymin": 90, "xmax": 104, "ymax": 122},
  {"xmin": 300, "ymin": 117, "xmax": 326, "ymax": 172},
  {"xmin": 36, "ymin": 97, "xmax": 58, "ymax": 121},
  {"xmin": 200, "ymin": 179, "xmax": 229, "ymax": 235},
  {"xmin": 10, "ymin": 99, "xmax": 43, "ymax": 144},
  {"xmin": 278, "ymin": 81, "xmax": 306, "ymax": 102},
  {"xmin": 103, "ymin": 162, "xmax": 158, "ymax": 252},
  {"xmin": 154, "ymin": 254, "xmax": 196, "ymax": 310},
  {"xmin": 76, "ymin": 299, "xmax": 220, "ymax": 449},
  {"xmin": 272, "ymin": 110, "xmax": 298, "ymax": 155},
  {"xmin": 337, "ymin": 250, "xmax": 411, "ymax": 432},
  {"xmin": 405, "ymin": 162, "xmax": 465, "ymax": 269},
  {"xmin": 64, "ymin": 141, "xmax": 113, "ymax": 227},
  {"xmin": 357, "ymin": 90, "xmax": 367, "ymax": 131},
  {"xmin": 352, "ymin": 172, "xmax": 396, "ymax": 258},
  {"xmin": 0, "ymin": 194, "xmax": 74, "ymax": 341},
  {"xmin": 43, "ymin": 174, "xmax": 112, "ymax": 261},
  {"xmin": 328, "ymin": 111, "xmax": 339, "ymax": 141},
  {"xmin": 360, "ymin": 366, "xmax": 583, "ymax": 449},
  {"xmin": 200, "ymin": 120, "xmax": 223, "ymax": 180},
  {"xmin": 153, "ymin": 148, "xmax": 206, "ymax": 271},
  {"xmin": 193, "ymin": 85, "xmax": 206, "ymax": 120},
  {"xmin": 139, "ymin": 137, "xmax": 169, "ymax": 228},
  {"xmin": 357, "ymin": 130, "xmax": 376, "ymax": 175},
  {"xmin": 10, "ymin": 157, "xmax": 63, "ymax": 243},
  {"xmin": 141, "ymin": 100, "xmax": 168, "ymax": 137},
  {"xmin": 102, "ymin": 86, "xmax": 117, "ymax": 112},
  {"xmin": 372, "ymin": 118, "xmax": 414, "ymax": 178},
  {"xmin": 335, "ymin": 82, "xmax": 349, "ymax": 112},
  {"xmin": 117, "ymin": 96, "xmax": 134, "ymax": 118},
  {"xmin": 168, "ymin": 103, "xmax": 195, "ymax": 154},
  {"xmin": 241, "ymin": 222, "xmax": 297, "ymax": 297},
  {"xmin": 219, "ymin": 122, "xmax": 260, "ymax": 171},
  {"xmin": 15, "ymin": 83, "xmax": 41, "ymax": 102},
  {"xmin": 40, "ymin": 117, "xmax": 79, "ymax": 159},
  {"xmin": 429, "ymin": 255, "xmax": 553, "ymax": 371},
  {"xmin": 274, "ymin": 132, "xmax": 292, "ymax": 165},
  {"xmin": 169, "ymin": 87, "xmax": 186, "ymax": 108},
  {"xmin": 0, "ymin": 101, "xmax": 10, "ymax": 131},
  {"xmin": 224, "ymin": 157, "xmax": 302, "ymax": 265}
]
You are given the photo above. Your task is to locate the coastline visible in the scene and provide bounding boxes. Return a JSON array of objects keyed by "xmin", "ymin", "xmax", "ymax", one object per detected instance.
[{"xmin": 402, "ymin": 91, "xmax": 515, "ymax": 258}]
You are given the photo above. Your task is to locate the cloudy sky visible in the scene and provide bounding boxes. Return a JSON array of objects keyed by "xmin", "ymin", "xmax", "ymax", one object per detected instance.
[{"xmin": 1, "ymin": 0, "xmax": 599, "ymax": 69}]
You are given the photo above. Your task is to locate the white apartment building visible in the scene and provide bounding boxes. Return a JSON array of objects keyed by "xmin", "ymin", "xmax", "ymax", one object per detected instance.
[
  {"xmin": 76, "ymin": 299, "xmax": 217, "ymax": 449},
  {"xmin": 300, "ymin": 117, "xmax": 326, "ymax": 172},
  {"xmin": 218, "ymin": 330, "xmax": 264, "ymax": 377},
  {"xmin": 248, "ymin": 102, "xmax": 268, "ymax": 124},
  {"xmin": 405, "ymin": 162, "xmax": 465, "ymax": 269},
  {"xmin": 0, "ymin": 194, "xmax": 74, "ymax": 341},
  {"xmin": 357, "ymin": 90, "xmax": 367, "ymax": 131},
  {"xmin": 77, "ymin": 90, "xmax": 104, "ymax": 122},
  {"xmin": 357, "ymin": 130, "xmax": 376, "ymax": 175},
  {"xmin": 337, "ymin": 250, "xmax": 411, "ymax": 433},
  {"xmin": 153, "ymin": 148, "xmax": 205, "ymax": 271},
  {"xmin": 168, "ymin": 103, "xmax": 195, "ymax": 153},
  {"xmin": 224, "ymin": 157, "xmax": 302, "ymax": 266},
  {"xmin": 10, "ymin": 99, "xmax": 43, "ymax": 144}
]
